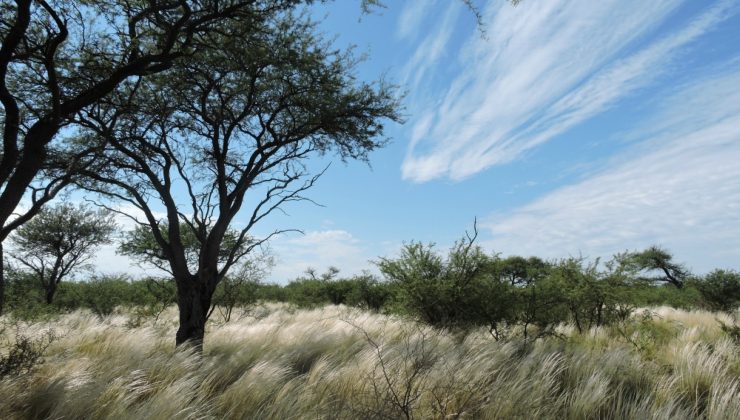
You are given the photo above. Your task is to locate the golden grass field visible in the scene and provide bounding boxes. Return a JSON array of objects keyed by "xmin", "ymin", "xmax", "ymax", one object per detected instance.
[{"xmin": 1, "ymin": 304, "xmax": 738, "ymax": 419}]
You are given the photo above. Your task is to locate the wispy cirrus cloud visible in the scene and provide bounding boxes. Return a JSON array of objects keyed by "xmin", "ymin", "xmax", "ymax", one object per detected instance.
[
  {"xmin": 396, "ymin": 0, "xmax": 437, "ymax": 41},
  {"xmin": 402, "ymin": 0, "xmax": 737, "ymax": 182},
  {"xmin": 398, "ymin": 1, "xmax": 461, "ymax": 93},
  {"xmin": 482, "ymin": 67, "xmax": 740, "ymax": 273}
]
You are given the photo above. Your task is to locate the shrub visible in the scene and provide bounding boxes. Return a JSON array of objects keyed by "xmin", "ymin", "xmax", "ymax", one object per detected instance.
[
  {"xmin": 3, "ymin": 268, "xmax": 61, "ymax": 321},
  {"xmin": 0, "ymin": 322, "xmax": 57, "ymax": 379},
  {"xmin": 78, "ymin": 274, "xmax": 132, "ymax": 318},
  {"xmin": 346, "ymin": 275, "xmax": 395, "ymax": 312},
  {"xmin": 212, "ymin": 275, "xmax": 260, "ymax": 323},
  {"xmin": 695, "ymin": 270, "xmax": 740, "ymax": 313},
  {"xmin": 377, "ymin": 241, "xmax": 484, "ymax": 327}
]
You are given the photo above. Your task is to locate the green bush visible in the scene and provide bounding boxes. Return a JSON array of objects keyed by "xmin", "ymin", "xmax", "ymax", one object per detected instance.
[
  {"xmin": 377, "ymin": 239, "xmax": 521, "ymax": 331},
  {"xmin": 77, "ymin": 274, "xmax": 132, "ymax": 318},
  {"xmin": 377, "ymin": 241, "xmax": 476, "ymax": 327},
  {"xmin": 694, "ymin": 270, "xmax": 740, "ymax": 312},
  {"xmin": 212, "ymin": 275, "xmax": 260, "ymax": 322},
  {"xmin": 628, "ymin": 282, "xmax": 702, "ymax": 309},
  {"xmin": 3, "ymin": 268, "xmax": 60, "ymax": 321},
  {"xmin": 282, "ymin": 278, "xmax": 331, "ymax": 307},
  {"xmin": 345, "ymin": 275, "xmax": 395, "ymax": 312}
]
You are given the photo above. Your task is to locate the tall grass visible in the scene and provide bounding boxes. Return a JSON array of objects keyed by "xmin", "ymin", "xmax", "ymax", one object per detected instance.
[{"xmin": 1, "ymin": 304, "xmax": 738, "ymax": 419}]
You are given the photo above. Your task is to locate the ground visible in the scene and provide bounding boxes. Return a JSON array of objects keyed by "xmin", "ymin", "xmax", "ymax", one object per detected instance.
[{"xmin": 0, "ymin": 304, "xmax": 738, "ymax": 419}]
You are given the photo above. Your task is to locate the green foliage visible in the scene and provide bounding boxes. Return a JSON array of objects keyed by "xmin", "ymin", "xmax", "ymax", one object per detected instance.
[
  {"xmin": 3, "ymin": 267, "xmax": 60, "ymax": 321},
  {"xmin": 377, "ymin": 240, "xmax": 493, "ymax": 328},
  {"xmin": 9, "ymin": 203, "xmax": 116, "ymax": 303},
  {"xmin": 628, "ymin": 282, "xmax": 703, "ymax": 309},
  {"xmin": 375, "ymin": 237, "xmax": 707, "ymax": 340},
  {"xmin": 694, "ymin": 269, "xmax": 740, "ymax": 312},
  {"xmin": 254, "ymin": 283, "xmax": 289, "ymax": 302},
  {"xmin": 624, "ymin": 245, "xmax": 689, "ymax": 289},
  {"xmin": 126, "ymin": 278, "xmax": 177, "ymax": 327},
  {"xmin": 612, "ymin": 310, "xmax": 679, "ymax": 358},
  {"xmin": 548, "ymin": 257, "xmax": 631, "ymax": 333},
  {"xmin": 499, "ymin": 255, "xmax": 549, "ymax": 285},
  {"xmin": 78, "ymin": 274, "xmax": 133, "ymax": 318},
  {"xmin": 282, "ymin": 278, "xmax": 333, "ymax": 307},
  {"xmin": 256, "ymin": 267, "xmax": 395, "ymax": 313},
  {"xmin": 347, "ymin": 275, "xmax": 394, "ymax": 312},
  {"xmin": 211, "ymin": 259, "xmax": 270, "ymax": 323},
  {"xmin": 119, "ymin": 223, "xmax": 249, "ymax": 274}
]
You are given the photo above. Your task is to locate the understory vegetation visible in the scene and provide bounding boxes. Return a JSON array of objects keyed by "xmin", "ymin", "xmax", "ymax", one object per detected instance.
[
  {"xmin": 2, "ymin": 237, "xmax": 739, "ymax": 419},
  {"xmin": 0, "ymin": 304, "xmax": 738, "ymax": 419}
]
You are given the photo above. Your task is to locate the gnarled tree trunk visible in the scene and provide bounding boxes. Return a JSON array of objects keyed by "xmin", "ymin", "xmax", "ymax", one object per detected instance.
[
  {"xmin": 175, "ymin": 274, "xmax": 214, "ymax": 350},
  {"xmin": 0, "ymin": 242, "xmax": 5, "ymax": 315},
  {"xmin": 45, "ymin": 281, "xmax": 57, "ymax": 304}
]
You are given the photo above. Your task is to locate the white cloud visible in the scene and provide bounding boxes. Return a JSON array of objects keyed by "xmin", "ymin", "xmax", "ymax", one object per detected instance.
[
  {"xmin": 482, "ymin": 68, "xmax": 740, "ymax": 273},
  {"xmin": 399, "ymin": 1, "xmax": 461, "ymax": 94},
  {"xmin": 396, "ymin": 0, "xmax": 436, "ymax": 41},
  {"xmin": 269, "ymin": 229, "xmax": 375, "ymax": 283},
  {"xmin": 402, "ymin": 0, "xmax": 737, "ymax": 182},
  {"xmin": 92, "ymin": 244, "xmax": 149, "ymax": 276}
]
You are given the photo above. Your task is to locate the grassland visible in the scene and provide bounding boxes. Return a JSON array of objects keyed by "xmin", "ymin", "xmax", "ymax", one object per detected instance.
[{"xmin": 1, "ymin": 304, "xmax": 738, "ymax": 419}]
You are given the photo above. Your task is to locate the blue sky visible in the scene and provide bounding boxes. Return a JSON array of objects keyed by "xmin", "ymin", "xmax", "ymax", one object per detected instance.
[{"xmin": 91, "ymin": 0, "xmax": 740, "ymax": 282}]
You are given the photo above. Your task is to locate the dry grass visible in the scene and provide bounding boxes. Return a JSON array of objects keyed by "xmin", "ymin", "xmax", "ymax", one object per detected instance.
[{"xmin": 1, "ymin": 304, "xmax": 738, "ymax": 419}]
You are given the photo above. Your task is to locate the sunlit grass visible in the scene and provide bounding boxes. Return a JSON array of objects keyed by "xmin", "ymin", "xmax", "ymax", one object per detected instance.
[{"xmin": 1, "ymin": 304, "xmax": 738, "ymax": 419}]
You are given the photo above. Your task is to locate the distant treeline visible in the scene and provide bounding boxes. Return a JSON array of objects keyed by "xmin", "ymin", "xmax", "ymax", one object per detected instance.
[{"xmin": 4, "ymin": 242, "xmax": 738, "ymax": 338}]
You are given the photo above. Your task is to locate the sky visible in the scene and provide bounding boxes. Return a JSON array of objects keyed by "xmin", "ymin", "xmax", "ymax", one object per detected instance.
[{"xmin": 88, "ymin": 0, "xmax": 740, "ymax": 283}]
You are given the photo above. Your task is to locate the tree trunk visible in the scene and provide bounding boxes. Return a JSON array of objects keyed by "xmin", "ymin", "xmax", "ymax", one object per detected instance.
[
  {"xmin": 45, "ymin": 281, "xmax": 56, "ymax": 304},
  {"xmin": 572, "ymin": 306, "xmax": 582, "ymax": 334},
  {"xmin": 0, "ymin": 126, "xmax": 51, "ymax": 229},
  {"xmin": 175, "ymin": 274, "xmax": 213, "ymax": 350},
  {"xmin": 0, "ymin": 241, "xmax": 5, "ymax": 315}
]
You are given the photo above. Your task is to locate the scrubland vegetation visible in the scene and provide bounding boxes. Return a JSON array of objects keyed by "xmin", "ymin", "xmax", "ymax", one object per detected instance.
[
  {"xmin": 1, "ymin": 304, "xmax": 738, "ymax": 419},
  {"xmin": 1, "ymin": 238, "xmax": 739, "ymax": 419},
  {"xmin": 1, "ymin": 1, "xmax": 738, "ymax": 418}
]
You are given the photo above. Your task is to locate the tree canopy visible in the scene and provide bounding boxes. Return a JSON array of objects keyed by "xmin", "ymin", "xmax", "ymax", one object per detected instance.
[
  {"xmin": 75, "ymin": 10, "xmax": 400, "ymax": 346},
  {"xmin": 0, "ymin": 0, "xmax": 309, "ymax": 314},
  {"xmin": 9, "ymin": 202, "xmax": 116, "ymax": 303}
]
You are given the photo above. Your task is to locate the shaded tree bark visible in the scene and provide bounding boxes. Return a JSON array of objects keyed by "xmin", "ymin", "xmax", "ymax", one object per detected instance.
[
  {"xmin": 0, "ymin": 242, "xmax": 5, "ymax": 315},
  {"xmin": 175, "ymin": 274, "xmax": 213, "ymax": 348},
  {"xmin": 45, "ymin": 281, "xmax": 56, "ymax": 305}
]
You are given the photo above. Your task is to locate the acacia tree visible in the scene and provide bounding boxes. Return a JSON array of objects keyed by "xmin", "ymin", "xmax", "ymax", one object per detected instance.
[
  {"xmin": 626, "ymin": 246, "xmax": 689, "ymax": 289},
  {"xmin": 76, "ymin": 13, "xmax": 400, "ymax": 347},
  {"xmin": 9, "ymin": 202, "xmax": 116, "ymax": 303},
  {"xmin": 0, "ymin": 0, "xmax": 312, "ymax": 314}
]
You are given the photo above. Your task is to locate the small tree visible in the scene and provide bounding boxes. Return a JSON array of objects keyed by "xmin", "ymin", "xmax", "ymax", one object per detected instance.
[
  {"xmin": 499, "ymin": 255, "xmax": 549, "ymax": 286},
  {"xmin": 695, "ymin": 269, "xmax": 740, "ymax": 313},
  {"xmin": 626, "ymin": 246, "xmax": 689, "ymax": 289},
  {"xmin": 377, "ymin": 223, "xmax": 498, "ymax": 329},
  {"xmin": 9, "ymin": 203, "xmax": 115, "ymax": 304}
]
